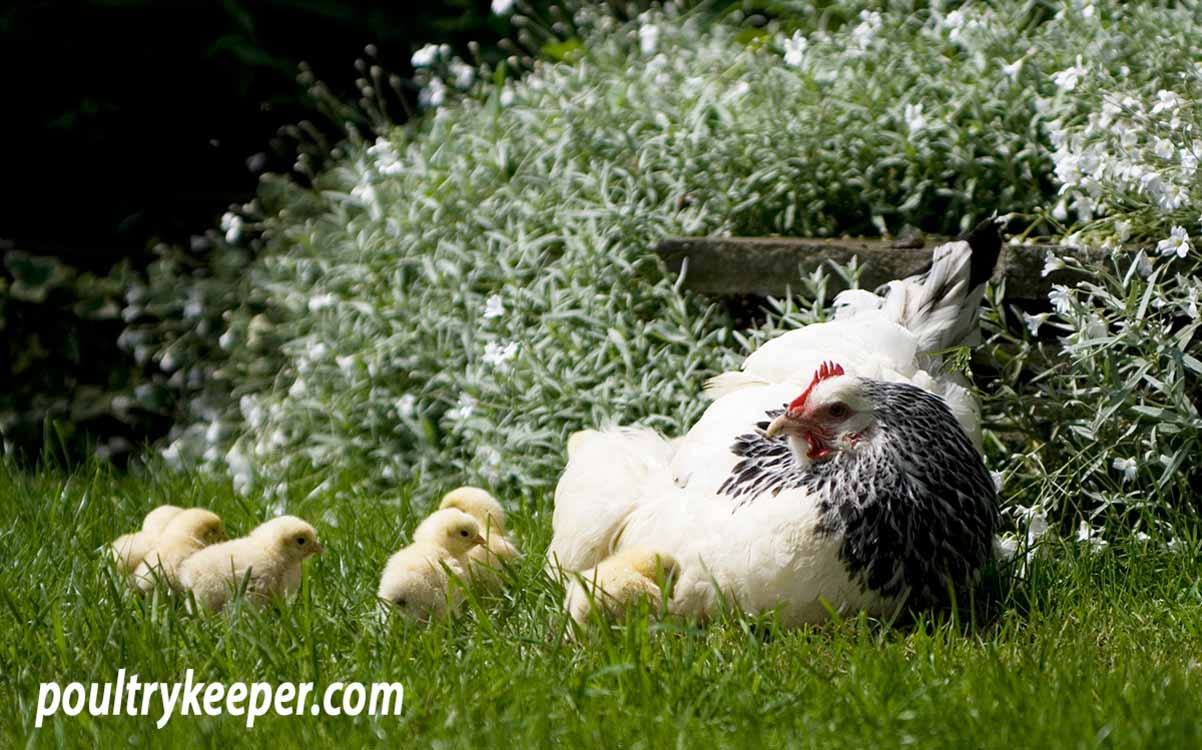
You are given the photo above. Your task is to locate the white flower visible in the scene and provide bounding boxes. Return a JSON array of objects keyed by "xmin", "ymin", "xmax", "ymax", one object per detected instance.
[
  {"xmin": 419, "ymin": 77, "xmax": 447, "ymax": 108},
  {"xmin": 289, "ymin": 378, "xmax": 306, "ymax": 399},
  {"xmin": 1022, "ymin": 312, "xmax": 1050, "ymax": 336},
  {"xmin": 351, "ymin": 182, "xmax": 379, "ymax": 215},
  {"xmin": 1041, "ymin": 250, "xmax": 1066, "ymax": 277},
  {"xmin": 483, "ymin": 294, "xmax": 505, "ymax": 319},
  {"xmin": 943, "ymin": 9, "xmax": 966, "ymax": 31},
  {"xmin": 183, "ymin": 290, "xmax": 204, "ymax": 319},
  {"xmin": 993, "ymin": 535, "xmax": 1019, "ymax": 563},
  {"xmin": 850, "ymin": 10, "xmax": 882, "ymax": 52},
  {"xmin": 1112, "ymin": 456, "xmax": 1137, "ymax": 483},
  {"xmin": 411, "ymin": 43, "xmax": 440, "ymax": 68},
  {"xmin": 161, "ymin": 441, "xmax": 184, "ymax": 470},
  {"xmin": 308, "ymin": 293, "xmax": 337, "ymax": 312},
  {"xmin": 782, "ymin": 31, "xmax": 807, "ymax": 66},
  {"xmin": 1052, "ymin": 56, "xmax": 1088, "ymax": 92},
  {"xmin": 336, "ymin": 355, "xmax": 355, "ymax": 373},
  {"xmin": 1026, "ymin": 509, "xmax": 1049, "ymax": 544},
  {"xmin": 1114, "ymin": 220, "xmax": 1132, "ymax": 242},
  {"xmin": 1001, "ymin": 58, "xmax": 1023, "ymax": 81},
  {"xmin": 490, "ymin": 0, "xmax": 515, "ymax": 15},
  {"xmin": 1187, "ymin": 286, "xmax": 1199, "ymax": 320},
  {"xmin": 446, "ymin": 393, "xmax": 478, "ymax": 421},
  {"xmin": 1181, "ymin": 150, "xmax": 1198, "ymax": 176},
  {"xmin": 483, "ymin": 340, "xmax": 519, "ymax": 371},
  {"xmin": 226, "ymin": 447, "xmax": 253, "ymax": 496},
  {"xmin": 1048, "ymin": 285, "xmax": 1073, "ymax": 314},
  {"xmin": 1152, "ymin": 137, "xmax": 1176, "ymax": 160},
  {"xmin": 1135, "ymin": 531, "xmax": 1151, "ymax": 544},
  {"xmin": 499, "ymin": 85, "xmax": 516, "ymax": 107},
  {"xmin": 1156, "ymin": 225, "xmax": 1190, "ymax": 259},
  {"xmin": 368, "ymin": 137, "xmax": 403, "ymax": 175},
  {"xmin": 396, "ymin": 394, "xmax": 417, "ymax": 419},
  {"xmin": 639, "ymin": 24, "xmax": 659, "ymax": 56},
  {"xmin": 1076, "ymin": 520, "xmax": 1108, "ymax": 551},
  {"xmin": 903, "ymin": 103, "xmax": 927, "ymax": 134},
  {"xmin": 449, "ymin": 60, "xmax": 475, "ymax": 89},
  {"xmin": 1150, "ymin": 89, "xmax": 1181, "ymax": 115},
  {"xmin": 221, "ymin": 212, "xmax": 243, "ymax": 243},
  {"xmin": 240, "ymin": 396, "xmax": 265, "ymax": 429}
]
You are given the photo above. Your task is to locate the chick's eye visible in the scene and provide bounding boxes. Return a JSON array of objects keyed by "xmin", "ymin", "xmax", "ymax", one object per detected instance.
[
  {"xmin": 828, "ymin": 402, "xmax": 850, "ymax": 418},
  {"xmin": 396, "ymin": 598, "xmax": 406, "ymax": 607},
  {"xmin": 459, "ymin": 530, "xmax": 469, "ymax": 537},
  {"xmin": 296, "ymin": 536, "xmax": 306, "ymax": 545}
]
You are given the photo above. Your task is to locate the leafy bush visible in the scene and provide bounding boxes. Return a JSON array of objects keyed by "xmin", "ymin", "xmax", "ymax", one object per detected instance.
[
  {"xmin": 983, "ymin": 4, "xmax": 1202, "ymax": 544},
  {"xmin": 0, "ymin": 250, "xmax": 159, "ymax": 464},
  {"xmin": 115, "ymin": 1, "xmax": 1202, "ymax": 541}
]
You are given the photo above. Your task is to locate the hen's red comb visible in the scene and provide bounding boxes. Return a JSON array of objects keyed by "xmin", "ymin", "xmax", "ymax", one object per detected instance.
[{"xmin": 787, "ymin": 361, "xmax": 845, "ymax": 411}]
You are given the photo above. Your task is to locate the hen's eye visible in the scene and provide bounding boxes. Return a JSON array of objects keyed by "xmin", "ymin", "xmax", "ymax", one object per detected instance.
[
  {"xmin": 396, "ymin": 598, "xmax": 406, "ymax": 607},
  {"xmin": 296, "ymin": 536, "xmax": 306, "ymax": 545},
  {"xmin": 828, "ymin": 402, "xmax": 850, "ymax": 418}
]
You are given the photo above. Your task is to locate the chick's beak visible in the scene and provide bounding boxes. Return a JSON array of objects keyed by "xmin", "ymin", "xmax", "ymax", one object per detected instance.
[
  {"xmin": 312, "ymin": 541, "xmax": 324, "ymax": 555},
  {"xmin": 472, "ymin": 534, "xmax": 487, "ymax": 546}
]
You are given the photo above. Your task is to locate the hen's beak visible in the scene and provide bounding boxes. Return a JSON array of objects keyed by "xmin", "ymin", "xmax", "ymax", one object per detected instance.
[{"xmin": 765, "ymin": 410, "xmax": 806, "ymax": 438}]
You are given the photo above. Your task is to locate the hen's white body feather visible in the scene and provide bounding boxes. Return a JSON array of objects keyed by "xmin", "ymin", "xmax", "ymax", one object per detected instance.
[{"xmin": 548, "ymin": 237, "xmax": 995, "ymax": 625}]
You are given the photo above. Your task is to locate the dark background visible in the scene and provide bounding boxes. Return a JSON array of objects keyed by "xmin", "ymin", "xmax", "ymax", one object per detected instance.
[{"xmin": 2, "ymin": 0, "xmax": 507, "ymax": 270}]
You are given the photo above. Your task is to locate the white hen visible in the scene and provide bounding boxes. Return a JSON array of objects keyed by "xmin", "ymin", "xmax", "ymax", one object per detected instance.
[{"xmin": 548, "ymin": 220, "xmax": 1003, "ymax": 625}]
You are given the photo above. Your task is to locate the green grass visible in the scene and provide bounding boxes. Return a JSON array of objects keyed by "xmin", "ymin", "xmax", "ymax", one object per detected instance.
[{"xmin": 3, "ymin": 461, "xmax": 1201, "ymax": 748}]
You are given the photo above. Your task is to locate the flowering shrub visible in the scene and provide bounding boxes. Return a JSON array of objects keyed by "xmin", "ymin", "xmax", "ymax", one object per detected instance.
[
  {"xmin": 117, "ymin": 1, "xmax": 1202, "ymax": 530},
  {"xmin": 983, "ymin": 2, "xmax": 1202, "ymax": 545}
]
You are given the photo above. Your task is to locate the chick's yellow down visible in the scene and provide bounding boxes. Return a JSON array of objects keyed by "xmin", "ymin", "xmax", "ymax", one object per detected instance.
[
  {"xmin": 141, "ymin": 505, "xmax": 185, "ymax": 535},
  {"xmin": 438, "ymin": 487, "xmax": 521, "ymax": 588},
  {"xmin": 178, "ymin": 515, "xmax": 321, "ymax": 612},
  {"xmin": 109, "ymin": 504, "xmax": 185, "ymax": 574},
  {"xmin": 565, "ymin": 546, "xmax": 677, "ymax": 626},
  {"xmin": 378, "ymin": 509, "xmax": 485, "ymax": 621},
  {"xmin": 130, "ymin": 508, "xmax": 225, "ymax": 593}
]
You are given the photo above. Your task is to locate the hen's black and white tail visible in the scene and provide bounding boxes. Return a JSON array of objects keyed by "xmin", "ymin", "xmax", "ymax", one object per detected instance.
[{"xmin": 837, "ymin": 217, "xmax": 1003, "ymax": 354}]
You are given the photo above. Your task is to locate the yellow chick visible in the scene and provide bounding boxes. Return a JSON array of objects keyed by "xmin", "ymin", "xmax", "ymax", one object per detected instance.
[
  {"xmin": 131, "ymin": 508, "xmax": 226, "ymax": 593},
  {"xmin": 438, "ymin": 486, "xmax": 521, "ymax": 589},
  {"xmin": 565, "ymin": 546, "xmax": 677, "ymax": 627},
  {"xmin": 178, "ymin": 515, "xmax": 322, "ymax": 612},
  {"xmin": 109, "ymin": 504, "xmax": 184, "ymax": 574},
  {"xmin": 378, "ymin": 509, "xmax": 486, "ymax": 621},
  {"xmin": 142, "ymin": 504, "xmax": 185, "ymax": 535}
]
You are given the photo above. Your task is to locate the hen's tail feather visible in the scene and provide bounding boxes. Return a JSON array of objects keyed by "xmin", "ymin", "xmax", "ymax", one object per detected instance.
[
  {"xmin": 877, "ymin": 215, "xmax": 1004, "ymax": 354},
  {"xmin": 963, "ymin": 215, "xmax": 1004, "ymax": 290}
]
